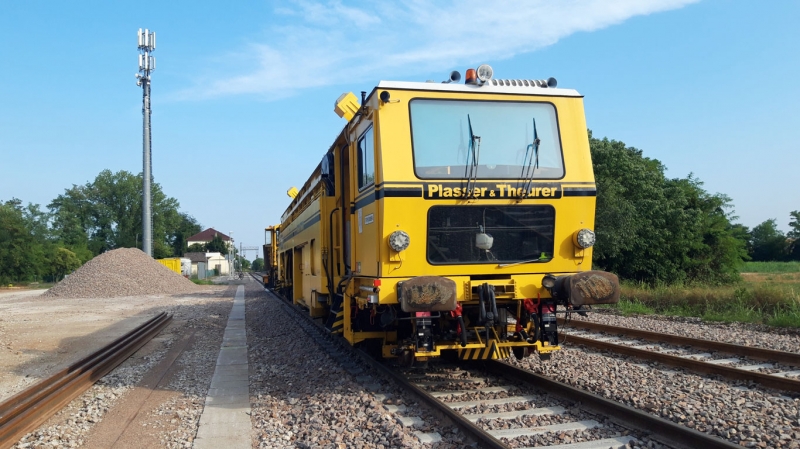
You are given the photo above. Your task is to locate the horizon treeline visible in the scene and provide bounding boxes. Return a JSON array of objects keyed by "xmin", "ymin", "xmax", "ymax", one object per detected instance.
[
  {"xmin": 1, "ymin": 169, "xmax": 201, "ymax": 284},
  {"xmin": 589, "ymin": 131, "xmax": 799, "ymax": 285}
]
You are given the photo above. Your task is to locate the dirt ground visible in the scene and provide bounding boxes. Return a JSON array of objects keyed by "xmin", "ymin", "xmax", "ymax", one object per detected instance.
[
  {"xmin": 1, "ymin": 283, "xmax": 245, "ymax": 448},
  {"xmin": 0, "ymin": 287, "xmax": 222, "ymax": 402}
]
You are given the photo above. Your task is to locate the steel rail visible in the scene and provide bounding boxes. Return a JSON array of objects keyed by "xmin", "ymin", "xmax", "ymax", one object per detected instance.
[
  {"xmin": 364, "ymin": 355, "xmax": 508, "ymax": 449},
  {"xmin": 560, "ymin": 318, "xmax": 800, "ymax": 366},
  {"xmin": 562, "ymin": 333, "xmax": 800, "ymax": 392},
  {"xmin": 487, "ymin": 360, "xmax": 741, "ymax": 449},
  {"xmin": 0, "ymin": 312, "xmax": 172, "ymax": 449}
]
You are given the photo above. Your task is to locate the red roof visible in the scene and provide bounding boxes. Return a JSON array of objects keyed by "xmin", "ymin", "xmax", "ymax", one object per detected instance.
[{"xmin": 187, "ymin": 228, "xmax": 231, "ymax": 242}]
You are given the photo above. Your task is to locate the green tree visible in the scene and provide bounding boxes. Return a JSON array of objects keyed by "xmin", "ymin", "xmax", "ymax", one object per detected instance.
[
  {"xmin": 187, "ymin": 243, "xmax": 206, "ymax": 253},
  {"xmin": 48, "ymin": 185, "xmax": 93, "ymax": 263},
  {"xmin": 48, "ymin": 169, "xmax": 195, "ymax": 258},
  {"xmin": 750, "ymin": 219, "xmax": 787, "ymax": 261},
  {"xmin": 789, "ymin": 211, "xmax": 800, "ymax": 239},
  {"xmin": 51, "ymin": 247, "xmax": 81, "ymax": 281},
  {"xmin": 0, "ymin": 199, "xmax": 50, "ymax": 283},
  {"xmin": 590, "ymin": 132, "xmax": 746, "ymax": 284},
  {"xmin": 235, "ymin": 255, "xmax": 251, "ymax": 271},
  {"xmin": 789, "ymin": 211, "xmax": 800, "ymax": 260},
  {"xmin": 251, "ymin": 258, "xmax": 264, "ymax": 271},
  {"xmin": 205, "ymin": 234, "xmax": 228, "ymax": 255},
  {"xmin": 168, "ymin": 213, "xmax": 202, "ymax": 256}
]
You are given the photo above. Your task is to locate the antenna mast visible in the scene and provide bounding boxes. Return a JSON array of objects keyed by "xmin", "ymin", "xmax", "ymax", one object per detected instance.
[{"xmin": 136, "ymin": 28, "xmax": 156, "ymax": 257}]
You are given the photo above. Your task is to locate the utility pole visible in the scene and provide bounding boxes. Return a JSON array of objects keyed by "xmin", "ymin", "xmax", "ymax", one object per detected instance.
[{"xmin": 136, "ymin": 28, "xmax": 156, "ymax": 257}]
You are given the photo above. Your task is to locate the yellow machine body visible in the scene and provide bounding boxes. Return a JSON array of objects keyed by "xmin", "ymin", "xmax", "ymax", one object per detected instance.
[{"xmin": 273, "ymin": 72, "xmax": 619, "ymax": 362}]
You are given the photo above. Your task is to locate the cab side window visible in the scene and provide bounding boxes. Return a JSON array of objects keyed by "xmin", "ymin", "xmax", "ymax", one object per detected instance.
[{"xmin": 357, "ymin": 127, "xmax": 374, "ymax": 190}]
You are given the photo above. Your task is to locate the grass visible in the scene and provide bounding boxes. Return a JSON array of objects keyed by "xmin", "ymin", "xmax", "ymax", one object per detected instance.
[
  {"xmin": 740, "ymin": 261, "xmax": 800, "ymax": 273},
  {"xmin": 191, "ymin": 279, "xmax": 215, "ymax": 285},
  {"xmin": 613, "ymin": 277, "xmax": 800, "ymax": 328},
  {"xmin": 0, "ymin": 281, "xmax": 54, "ymax": 289}
]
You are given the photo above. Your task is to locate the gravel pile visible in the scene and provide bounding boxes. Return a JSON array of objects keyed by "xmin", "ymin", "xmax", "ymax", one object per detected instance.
[{"xmin": 44, "ymin": 248, "xmax": 201, "ymax": 298}]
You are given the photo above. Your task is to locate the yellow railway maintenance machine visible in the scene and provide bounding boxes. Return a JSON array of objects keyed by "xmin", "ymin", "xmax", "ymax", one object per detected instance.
[
  {"xmin": 263, "ymin": 225, "xmax": 280, "ymax": 288},
  {"xmin": 275, "ymin": 65, "xmax": 620, "ymax": 365}
]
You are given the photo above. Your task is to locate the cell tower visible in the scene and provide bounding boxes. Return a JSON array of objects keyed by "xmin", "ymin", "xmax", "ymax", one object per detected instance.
[{"xmin": 136, "ymin": 28, "xmax": 156, "ymax": 257}]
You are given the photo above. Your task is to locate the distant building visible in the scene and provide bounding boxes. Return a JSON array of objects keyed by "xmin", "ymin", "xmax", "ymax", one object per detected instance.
[
  {"xmin": 184, "ymin": 252, "xmax": 208, "ymax": 276},
  {"xmin": 206, "ymin": 252, "xmax": 231, "ymax": 276},
  {"xmin": 186, "ymin": 228, "xmax": 235, "ymax": 276},
  {"xmin": 187, "ymin": 228, "xmax": 232, "ymax": 251},
  {"xmin": 183, "ymin": 251, "xmax": 232, "ymax": 276}
]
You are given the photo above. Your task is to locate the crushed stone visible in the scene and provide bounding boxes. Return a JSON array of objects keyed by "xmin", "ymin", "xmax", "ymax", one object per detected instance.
[{"xmin": 43, "ymin": 248, "xmax": 202, "ymax": 298}]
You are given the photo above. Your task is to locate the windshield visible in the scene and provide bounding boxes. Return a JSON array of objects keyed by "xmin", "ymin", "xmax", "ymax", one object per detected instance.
[{"xmin": 410, "ymin": 99, "xmax": 564, "ymax": 179}]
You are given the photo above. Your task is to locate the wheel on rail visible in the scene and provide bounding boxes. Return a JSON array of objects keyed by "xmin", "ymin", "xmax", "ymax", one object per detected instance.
[{"xmin": 396, "ymin": 349, "xmax": 414, "ymax": 368}]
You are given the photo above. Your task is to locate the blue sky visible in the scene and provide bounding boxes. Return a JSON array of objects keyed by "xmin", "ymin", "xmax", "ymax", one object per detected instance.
[{"xmin": 1, "ymin": 0, "xmax": 798, "ymax": 257}]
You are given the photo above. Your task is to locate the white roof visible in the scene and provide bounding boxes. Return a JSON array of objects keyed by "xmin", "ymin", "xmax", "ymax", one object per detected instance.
[{"xmin": 376, "ymin": 80, "xmax": 581, "ymax": 97}]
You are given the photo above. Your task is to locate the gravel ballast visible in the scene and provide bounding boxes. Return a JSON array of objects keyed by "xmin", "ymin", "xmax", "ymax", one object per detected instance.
[
  {"xmin": 44, "ymin": 248, "xmax": 201, "ymax": 299},
  {"xmin": 510, "ymin": 312, "xmax": 800, "ymax": 448},
  {"xmin": 247, "ymin": 284, "xmax": 472, "ymax": 449}
]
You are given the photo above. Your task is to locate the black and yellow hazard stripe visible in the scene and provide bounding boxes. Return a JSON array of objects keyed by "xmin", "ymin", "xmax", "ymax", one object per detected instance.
[
  {"xmin": 330, "ymin": 310, "xmax": 344, "ymax": 334},
  {"xmin": 457, "ymin": 341, "xmax": 511, "ymax": 360},
  {"xmin": 495, "ymin": 346, "xmax": 511, "ymax": 359},
  {"xmin": 325, "ymin": 294, "xmax": 345, "ymax": 334}
]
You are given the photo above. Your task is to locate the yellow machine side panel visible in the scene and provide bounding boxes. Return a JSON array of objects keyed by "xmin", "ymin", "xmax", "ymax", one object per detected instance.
[
  {"xmin": 350, "ymin": 120, "xmax": 380, "ymax": 278},
  {"xmin": 279, "ymin": 196, "xmax": 326, "ymax": 316}
]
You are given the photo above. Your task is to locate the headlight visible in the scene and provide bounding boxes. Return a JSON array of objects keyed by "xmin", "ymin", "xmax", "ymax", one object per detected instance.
[
  {"xmin": 476, "ymin": 64, "xmax": 493, "ymax": 82},
  {"xmin": 541, "ymin": 274, "xmax": 557, "ymax": 289},
  {"xmin": 574, "ymin": 228, "xmax": 595, "ymax": 249},
  {"xmin": 388, "ymin": 230, "xmax": 410, "ymax": 252}
]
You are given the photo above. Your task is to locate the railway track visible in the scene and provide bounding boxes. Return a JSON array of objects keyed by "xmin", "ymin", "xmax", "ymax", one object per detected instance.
[
  {"xmin": 559, "ymin": 318, "xmax": 800, "ymax": 392},
  {"xmin": 0, "ymin": 312, "xmax": 172, "ymax": 449},
  {"xmin": 398, "ymin": 361, "xmax": 743, "ymax": 449},
  {"xmin": 253, "ymin": 275, "xmax": 742, "ymax": 448}
]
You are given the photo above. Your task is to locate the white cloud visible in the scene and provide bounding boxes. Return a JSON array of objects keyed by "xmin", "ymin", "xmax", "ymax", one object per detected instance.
[{"xmin": 174, "ymin": 0, "xmax": 698, "ymax": 100}]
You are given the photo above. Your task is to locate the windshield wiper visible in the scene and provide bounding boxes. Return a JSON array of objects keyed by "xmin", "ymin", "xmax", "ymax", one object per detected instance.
[
  {"xmin": 497, "ymin": 252, "xmax": 550, "ymax": 268},
  {"xmin": 517, "ymin": 118, "xmax": 540, "ymax": 198},
  {"xmin": 463, "ymin": 114, "xmax": 481, "ymax": 198}
]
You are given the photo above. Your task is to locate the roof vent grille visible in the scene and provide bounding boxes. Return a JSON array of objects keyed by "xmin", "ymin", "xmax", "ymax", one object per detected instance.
[{"xmin": 489, "ymin": 78, "xmax": 557, "ymax": 88}]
